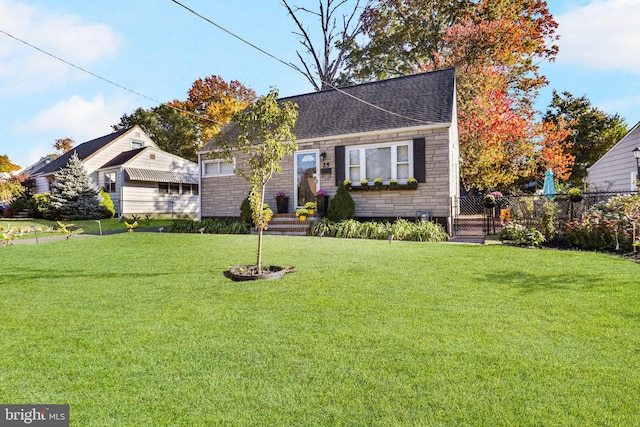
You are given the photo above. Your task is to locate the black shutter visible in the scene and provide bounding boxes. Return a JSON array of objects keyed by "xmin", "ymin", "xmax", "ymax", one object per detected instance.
[
  {"xmin": 413, "ymin": 138, "xmax": 426, "ymax": 183},
  {"xmin": 335, "ymin": 145, "xmax": 345, "ymax": 186}
]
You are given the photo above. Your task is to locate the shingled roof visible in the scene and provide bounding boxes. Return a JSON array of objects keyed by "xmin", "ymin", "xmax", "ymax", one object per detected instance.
[
  {"xmin": 99, "ymin": 147, "xmax": 147, "ymax": 169},
  {"xmin": 34, "ymin": 127, "xmax": 132, "ymax": 175},
  {"xmin": 201, "ymin": 68, "xmax": 455, "ymax": 152}
]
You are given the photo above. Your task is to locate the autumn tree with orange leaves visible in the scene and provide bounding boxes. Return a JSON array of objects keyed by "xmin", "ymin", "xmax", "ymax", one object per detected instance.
[
  {"xmin": 53, "ymin": 137, "xmax": 74, "ymax": 157},
  {"xmin": 169, "ymin": 75, "xmax": 256, "ymax": 143},
  {"xmin": 343, "ymin": 0, "xmax": 574, "ymax": 191},
  {"xmin": 114, "ymin": 75, "xmax": 256, "ymax": 161}
]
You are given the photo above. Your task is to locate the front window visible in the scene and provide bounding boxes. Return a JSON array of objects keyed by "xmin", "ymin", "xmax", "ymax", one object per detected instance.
[
  {"xmin": 104, "ymin": 172, "xmax": 116, "ymax": 192},
  {"xmin": 203, "ymin": 159, "xmax": 235, "ymax": 177},
  {"xmin": 347, "ymin": 141, "xmax": 413, "ymax": 184},
  {"xmin": 183, "ymin": 184, "xmax": 199, "ymax": 195}
]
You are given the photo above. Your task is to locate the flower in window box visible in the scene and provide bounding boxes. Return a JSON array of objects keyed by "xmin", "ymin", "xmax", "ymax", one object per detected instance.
[
  {"xmin": 407, "ymin": 177, "xmax": 418, "ymax": 184},
  {"xmin": 373, "ymin": 177, "xmax": 383, "ymax": 185},
  {"xmin": 360, "ymin": 179, "xmax": 369, "ymax": 186},
  {"xmin": 389, "ymin": 179, "xmax": 398, "ymax": 186}
]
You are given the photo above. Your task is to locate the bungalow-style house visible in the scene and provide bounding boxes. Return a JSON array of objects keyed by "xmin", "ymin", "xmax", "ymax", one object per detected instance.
[
  {"xmin": 587, "ymin": 121, "xmax": 640, "ymax": 192},
  {"xmin": 32, "ymin": 125, "xmax": 199, "ymax": 218},
  {"xmin": 198, "ymin": 67, "xmax": 459, "ymax": 230}
]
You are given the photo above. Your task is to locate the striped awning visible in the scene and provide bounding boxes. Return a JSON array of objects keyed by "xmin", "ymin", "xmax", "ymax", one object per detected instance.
[{"xmin": 124, "ymin": 167, "xmax": 198, "ymax": 184}]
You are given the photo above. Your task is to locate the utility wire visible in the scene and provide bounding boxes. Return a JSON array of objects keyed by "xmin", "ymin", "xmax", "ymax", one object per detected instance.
[
  {"xmin": 170, "ymin": 0, "xmax": 431, "ymax": 124},
  {"xmin": 0, "ymin": 28, "xmax": 223, "ymax": 125}
]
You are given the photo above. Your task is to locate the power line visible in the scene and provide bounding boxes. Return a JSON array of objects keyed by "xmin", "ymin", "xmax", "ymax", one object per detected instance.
[
  {"xmin": 170, "ymin": 0, "xmax": 431, "ymax": 125},
  {"xmin": 0, "ymin": 28, "xmax": 223, "ymax": 126}
]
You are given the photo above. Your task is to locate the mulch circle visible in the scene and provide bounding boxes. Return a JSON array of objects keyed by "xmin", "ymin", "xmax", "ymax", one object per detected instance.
[{"xmin": 223, "ymin": 265, "xmax": 297, "ymax": 281}]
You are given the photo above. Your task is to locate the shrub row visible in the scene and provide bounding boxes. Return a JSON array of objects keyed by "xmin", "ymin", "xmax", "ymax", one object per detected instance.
[
  {"xmin": 561, "ymin": 194, "xmax": 640, "ymax": 252},
  {"xmin": 309, "ymin": 218, "xmax": 449, "ymax": 242},
  {"xmin": 170, "ymin": 219, "xmax": 250, "ymax": 235}
]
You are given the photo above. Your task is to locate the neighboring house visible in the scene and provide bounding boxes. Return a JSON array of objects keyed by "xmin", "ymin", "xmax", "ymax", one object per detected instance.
[
  {"xmin": 32, "ymin": 126, "xmax": 199, "ymax": 218},
  {"xmin": 587, "ymin": 121, "xmax": 640, "ymax": 192},
  {"xmin": 199, "ymin": 67, "xmax": 459, "ymax": 230},
  {"xmin": 14, "ymin": 155, "xmax": 55, "ymax": 178}
]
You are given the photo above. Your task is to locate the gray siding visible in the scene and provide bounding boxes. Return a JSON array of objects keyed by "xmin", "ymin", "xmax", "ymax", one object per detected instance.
[{"xmin": 588, "ymin": 122, "xmax": 640, "ymax": 192}]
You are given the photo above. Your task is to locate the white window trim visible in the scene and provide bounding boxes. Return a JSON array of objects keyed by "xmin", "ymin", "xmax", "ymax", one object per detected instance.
[
  {"xmin": 202, "ymin": 158, "xmax": 236, "ymax": 177},
  {"xmin": 104, "ymin": 172, "xmax": 116, "ymax": 193},
  {"xmin": 346, "ymin": 140, "xmax": 413, "ymax": 184}
]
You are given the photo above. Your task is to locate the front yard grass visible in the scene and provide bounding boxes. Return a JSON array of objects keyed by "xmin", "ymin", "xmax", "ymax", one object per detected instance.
[
  {"xmin": 0, "ymin": 218, "xmax": 174, "ymax": 239},
  {"xmin": 1, "ymin": 234, "xmax": 639, "ymax": 425}
]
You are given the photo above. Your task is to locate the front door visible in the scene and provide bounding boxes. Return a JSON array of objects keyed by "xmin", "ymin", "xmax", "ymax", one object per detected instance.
[{"xmin": 295, "ymin": 150, "xmax": 319, "ymax": 208}]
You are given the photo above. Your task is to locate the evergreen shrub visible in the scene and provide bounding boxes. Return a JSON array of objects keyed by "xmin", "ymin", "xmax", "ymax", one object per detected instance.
[{"xmin": 326, "ymin": 182, "xmax": 355, "ymax": 221}]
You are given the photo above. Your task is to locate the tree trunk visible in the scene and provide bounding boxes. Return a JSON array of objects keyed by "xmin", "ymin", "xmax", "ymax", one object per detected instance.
[
  {"xmin": 256, "ymin": 227, "xmax": 263, "ymax": 273},
  {"xmin": 256, "ymin": 184, "xmax": 266, "ymax": 272}
]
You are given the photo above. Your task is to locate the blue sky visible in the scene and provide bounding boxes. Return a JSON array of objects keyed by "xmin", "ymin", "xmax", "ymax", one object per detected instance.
[{"xmin": 1, "ymin": 0, "xmax": 639, "ymax": 169}]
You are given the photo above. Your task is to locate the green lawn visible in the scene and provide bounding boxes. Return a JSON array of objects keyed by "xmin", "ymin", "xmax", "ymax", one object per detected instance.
[
  {"xmin": 0, "ymin": 218, "xmax": 174, "ymax": 238},
  {"xmin": 1, "ymin": 234, "xmax": 639, "ymax": 426}
]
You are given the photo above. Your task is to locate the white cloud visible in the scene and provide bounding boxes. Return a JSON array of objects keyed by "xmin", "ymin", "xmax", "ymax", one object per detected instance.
[
  {"xmin": 0, "ymin": 0, "xmax": 121, "ymax": 94},
  {"xmin": 556, "ymin": 0, "xmax": 640, "ymax": 73},
  {"xmin": 20, "ymin": 94, "xmax": 135, "ymax": 141},
  {"xmin": 599, "ymin": 93, "xmax": 640, "ymax": 115}
]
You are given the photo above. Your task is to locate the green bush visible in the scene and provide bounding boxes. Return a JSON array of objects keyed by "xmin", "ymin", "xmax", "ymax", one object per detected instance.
[
  {"xmin": 170, "ymin": 219, "xmax": 250, "ymax": 234},
  {"xmin": 28, "ymin": 193, "xmax": 54, "ymax": 219},
  {"xmin": 309, "ymin": 218, "xmax": 449, "ymax": 242},
  {"xmin": 500, "ymin": 223, "xmax": 545, "ymax": 247},
  {"xmin": 100, "ymin": 189, "xmax": 115, "ymax": 219},
  {"xmin": 561, "ymin": 194, "xmax": 640, "ymax": 252},
  {"xmin": 240, "ymin": 196, "xmax": 252, "ymax": 225},
  {"xmin": 326, "ymin": 182, "xmax": 355, "ymax": 221},
  {"xmin": 536, "ymin": 199, "xmax": 559, "ymax": 241},
  {"xmin": 10, "ymin": 197, "xmax": 28, "ymax": 214}
]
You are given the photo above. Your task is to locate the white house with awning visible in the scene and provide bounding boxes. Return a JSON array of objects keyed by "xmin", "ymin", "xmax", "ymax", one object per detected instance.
[{"xmin": 32, "ymin": 126, "xmax": 199, "ymax": 218}]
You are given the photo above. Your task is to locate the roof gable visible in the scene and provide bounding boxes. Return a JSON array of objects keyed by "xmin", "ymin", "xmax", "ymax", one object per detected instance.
[
  {"xmin": 33, "ymin": 126, "xmax": 157, "ymax": 175},
  {"xmin": 34, "ymin": 127, "xmax": 132, "ymax": 175},
  {"xmin": 201, "ymin": 68, "xmax": 455, "ymax": 152}
]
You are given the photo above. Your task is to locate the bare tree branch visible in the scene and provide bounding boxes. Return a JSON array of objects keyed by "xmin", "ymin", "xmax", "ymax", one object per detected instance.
[{"xmin": 282, "ymin": 0, "xmax": 370, "ymax": 91}]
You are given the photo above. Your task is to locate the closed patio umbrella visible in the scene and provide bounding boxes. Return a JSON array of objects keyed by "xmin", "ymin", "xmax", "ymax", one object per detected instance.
[{"xmin": 542, "ymin": 169, "xmax": 555, "ymax": 199}]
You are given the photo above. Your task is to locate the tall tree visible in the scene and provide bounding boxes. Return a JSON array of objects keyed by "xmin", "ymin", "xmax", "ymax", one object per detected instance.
[
  {"xmin": 341, "ymin": 0, "xmax": 472, "ymax": 84},
  {"xmin": 53, "ymin": 137, "xmax": 74, "ymax": 156},
  {"xmin": 114, "ymin": 75, "xmax": 255, "ymax": 161},
  {"xmin": 283, "ymin": 0, "xmax": 371, "ymax": 90},
  {"xmin": 342, "ymin": 0, "xmax": 565, "ymax": 190},
  {"xmin": 544, "ymin": 90, "xmax": 628, "ymax": 186},
  {"xmin": 114, "ymin": 105, "xmax": 200, "ymax": 162},
  {"xmin": 46, "ymin": 152, "xmax": 105, "ymax": 220},
  {"xmin": 0, "ymin": 154, "xmax": 20, "ymax": 173},
  {"xmin": 170, "ymin": 75, "xmax": 256, "ymax": 142},
  {"xmin": 213, "ymin": 88, "xmax": 298, "ymax": 272}
]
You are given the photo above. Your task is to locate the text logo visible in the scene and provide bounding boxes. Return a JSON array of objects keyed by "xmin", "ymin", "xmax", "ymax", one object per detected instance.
[{"xmin": 0, "ymin": 405, "xmax": 69, "ymax": 427}]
